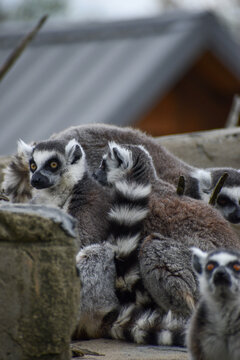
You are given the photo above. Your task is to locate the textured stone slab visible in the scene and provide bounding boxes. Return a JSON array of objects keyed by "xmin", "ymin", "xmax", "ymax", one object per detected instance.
[
  {"xmin": 159, "ymin": 127, "xmax": 240, "ymax": 168},
  {"xmin": 0, "ymin": 204, "xmax": 80, "ymax": 360},
  {"xmin": 71, "ymin": 339, "xmax": 188, "ymax": 360}
]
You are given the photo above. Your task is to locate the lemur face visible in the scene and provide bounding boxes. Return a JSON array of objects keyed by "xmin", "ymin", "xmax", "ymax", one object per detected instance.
[
  {"xmin": 18, "ymin": 139, "xmax": 85, "ymax": 190},
  {"xmin": 94, "ymin": 141, "xmax": 133, "ymax": 186},
  {"xmin": 94, "ymin": 142, "xmax": 156, "ymax": 187},
  {"xmin": 29, "ymin": 150, "xmax": 65, "ymax": 189},
  {"xmin": 192, "ymin": 247, "xmax": 240, "ymax": 299},
  {"xmin": 215, "ymin": 187, "xmax": 240, "ymax": 224},
  {"xmin": 191, "ymin": 168, "xmax": 240, "ymax": 224}
]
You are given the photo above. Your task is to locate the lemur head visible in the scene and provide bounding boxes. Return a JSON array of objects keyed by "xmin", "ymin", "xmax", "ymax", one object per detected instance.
[
  {"xmin": 18, "ymin": 138, "xmax": 86, "ymax": 190},
  {"xmin": 192, "ymin": 247, "xmax": 240, "ymax": 301},
  {"xmin": 190, "ymin": 168, "xmax": 240, "ymax": 224},
  {"xmin": 94, "ymin": 141, "xmax": 157, "ymax": 185}
]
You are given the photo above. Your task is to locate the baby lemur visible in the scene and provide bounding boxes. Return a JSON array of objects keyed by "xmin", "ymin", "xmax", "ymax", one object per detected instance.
[
  {"xmin": 3, "ymin": 124, "xmax": 240, "ymax": 224},
  {"xmin": 187, "ymin": 247, "xmax": 240, "ymax": 360},
  {"xmin": 95, "ymin": 142, "xmax": 240, "ymax": 319}
]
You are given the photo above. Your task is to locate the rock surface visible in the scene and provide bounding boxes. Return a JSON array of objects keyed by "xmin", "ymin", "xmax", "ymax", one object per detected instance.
[
  {"xmin": 71, "ymin": 339, "xmax": 188, "ymax": 360},
  {"xmin": 159, "ymin": 127, "xmax": 240, "ymax": 168},
  {"xmin": 0, "ymin": 204, "xmax": 80, "ymax": 360}
]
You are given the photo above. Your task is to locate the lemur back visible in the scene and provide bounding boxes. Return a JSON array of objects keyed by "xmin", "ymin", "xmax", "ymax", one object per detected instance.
[
  {"xmin": 187, "ymin": 247, "xmax": 240, "ymax": 360},
  {"xmin": 95, "ymin": 142, "xmax": 240, "ymax": 318},
  {"xmin": 52, "ymin": 124, "xmax": 240, "ymax": 224},
  {"xmin": 3, "ymin": 124, "xmax": 240, "ymax": 223}
]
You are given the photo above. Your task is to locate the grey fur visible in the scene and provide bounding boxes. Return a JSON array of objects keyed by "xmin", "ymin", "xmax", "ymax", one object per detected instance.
[
  {"xmin": 74, "ymin": 149, "xmax": 186, "ymax": 346},
  {"xmin": 14, "ymin": 138, "xmax": 113, "ymax": 249},
  {"xmin": 3, "ymin": 124, "xmax": 240, "ymax": 223},
  {"xmin": 187, "ymin": 247, "xmax": 240, "ymax": 360},
  {"xmin": 2, "ymin": 153, "xmax": 31, "ymax": 203},
  {"xmin": 74, "ymin": 242, "xmax": 119, "ymax": 339},
  {"xmin": 51, "ymin": 124, "xmax": 240, "ymax": 224},
  {"xmin": 96, "ymin": 142, "xmax": 240, "ymax": 319}
]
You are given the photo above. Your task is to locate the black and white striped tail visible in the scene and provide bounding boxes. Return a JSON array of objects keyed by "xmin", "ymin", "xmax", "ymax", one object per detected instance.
[
  {"xmin": 107, "ymin": 180, "xmax": 151, "ymax": 305},
  {"xmin": 106, "ymin": 305, "xmax": 185, "ymax": 346}
]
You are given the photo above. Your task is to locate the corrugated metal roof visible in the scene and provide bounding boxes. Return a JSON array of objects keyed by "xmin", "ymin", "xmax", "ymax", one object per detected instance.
[{"xmin": 0, "ymin": 10, "xmax": 240, "ymax": 155}]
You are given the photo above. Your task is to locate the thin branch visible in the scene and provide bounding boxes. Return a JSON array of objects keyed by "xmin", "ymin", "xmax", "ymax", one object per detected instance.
[
  {"xmin": 208, "ymin": 172, "xmax": 228, "ymax": 206},
  {"xmin": 0, "ymin": 14, "xmax": 48, "ymax": 82},
  {"xmin": 225, "ymin": 94, "xmax": 240, "ymax": 128},
  {"xmin": 176, "ymin": 175, "xmax": 185, "ymax": 196}
]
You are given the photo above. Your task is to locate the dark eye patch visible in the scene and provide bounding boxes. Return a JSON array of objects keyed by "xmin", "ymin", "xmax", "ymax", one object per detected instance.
[
  {"xmin": 205, "ymin": 261, "xmax": 218, "ymax": 273},
  {"xmin": 44, "ymin": 157, "xmax": 61, "ymax": 172},
  {"xmin": 217, "ymin": 195, "xmax": 234, "ymax": 207},
  {"xmin": 29, "ymin": 159, "xmax": 37, "ymax": 173},
  {"xmin": 228, "ymin": 261, "xmax": 240, "ymax": 273}
]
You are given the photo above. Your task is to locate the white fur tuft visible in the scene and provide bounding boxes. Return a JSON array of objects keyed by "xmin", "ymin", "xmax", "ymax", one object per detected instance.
[
  {"xmin": 108, "ymin": 205, "xmax": 148, "ymax": 225},
  {"xmin": 210, "ymin": 252, "xmax": 238, "ymax": 266},
  {"xmin": 115, "ymin": 181, "xmax": 151, "ymax": 200},
  {"xmin": 114, "ymin": 234, "xmax": 140, "ymax": 257},
  {"xmin": 17, "ymin": 139, "xmax": 34, "ymax": 159},
  {"xmin": 108, "ymin": 141, "xmax": 132, "ymax": 165},
  {"xmin": 131, "ymin": 310, "xmax": 159, "ymax": 344},
  {"xmin": 110, "ymin": 304, "xmax": 135, "ymax": 340},
  {"xmin": 191, "ymin": 247, "xmax": 207, "ymax": 260},
  {"xmin": 158, "ymin": 330, "xmax": 172, "ymax": 345}
]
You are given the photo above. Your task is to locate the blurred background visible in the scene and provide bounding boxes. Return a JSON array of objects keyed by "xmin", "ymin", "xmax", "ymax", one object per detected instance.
[{"xmin": 0, "ymin": 0, "xmax": 240, "ymax": 155}]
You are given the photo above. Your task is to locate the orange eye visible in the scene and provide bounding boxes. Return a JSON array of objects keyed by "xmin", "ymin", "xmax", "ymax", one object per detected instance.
[
  {"xmin": 50, "ymin": 161, "xmax": 58, "ymax": 169},
  {"xmin": 206, "ymin": 263, "xmax": 215, "ymax": 271},
  {"xmin": 30, "ymin": 162, "xmax": 37, "ymax": 171},
  {"xmin": 233, "ymin": 264, "xmax": 240, "ymax": 272}
]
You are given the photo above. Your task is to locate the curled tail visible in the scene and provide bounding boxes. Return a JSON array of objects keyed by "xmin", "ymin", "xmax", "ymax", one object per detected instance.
[{"xmin": 109, "ymin": 304, "xmax": 185, "ymax": 346}]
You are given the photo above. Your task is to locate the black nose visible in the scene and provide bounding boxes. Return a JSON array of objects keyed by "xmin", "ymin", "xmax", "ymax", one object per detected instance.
[
  {"xmin": 92, "ymin": 169, "xmax": 107, "ymax": 186},
  {"xmin": 228, "ymin": 209, "xmax": 240, "ymax": 224},
  {"xmin": 213, "ymin": 268, "xmax": 231, "ymax": 286},
  {"xmin": 31, "ymin": 172, "xmax": 51, "ymax": 189}
]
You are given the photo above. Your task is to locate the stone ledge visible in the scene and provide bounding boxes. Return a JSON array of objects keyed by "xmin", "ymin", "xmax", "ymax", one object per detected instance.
[
  {"xmin": 71, "ymin": 339, "xmax": 188, "ymax": 360},
  {"xmin": 158, "ymin": 127, "xmax": 240, "ymax": 168}
]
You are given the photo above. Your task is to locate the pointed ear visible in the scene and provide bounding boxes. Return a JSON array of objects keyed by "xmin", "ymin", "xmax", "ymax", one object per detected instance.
[
  {"xmin": 108, "ymin": 141, "xmax": 130, "ymax": 169},
  {"xmin": 65, "ymin": 139, "xmax": 83, "ymax": 165},
  {"xmin": 191, "ymin": 247, "xmax": 207, "ymax": 275},
  {"xmin": 192, "ymin": 169, "xmax": 212, "ymax": 193},
  {"xmin": 112, "ymin": 146, "xmax": 128, "ymax": 168},
  {"xmin": 18, "ymin": 139, "xmax": 34, "ymax": 159}
]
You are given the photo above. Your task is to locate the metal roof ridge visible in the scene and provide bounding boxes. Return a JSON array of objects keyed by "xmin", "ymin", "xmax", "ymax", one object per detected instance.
[{"xmin": 0, "ymin": 10, "xmax": 218, "ymax": 46}]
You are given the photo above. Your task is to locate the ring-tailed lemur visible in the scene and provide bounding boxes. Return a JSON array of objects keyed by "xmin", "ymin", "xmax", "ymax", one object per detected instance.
[
  {"xmin": 94, "ymin": 141, "xmax": 240, "ymax": 319},
  {"xmin": 2, "ymin": 124, "xmax": 240, "ymax": 224},
  {"xmin": 187, "ymin": 247, "xmax": 240, "ymax": 360},
  {"xmin": 13, "ymin": 138, "xmax": 114, "ymax": 249},
  {"xmin": 74, "ymin": 153, "xmax": 185, "ymax": 346}
]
